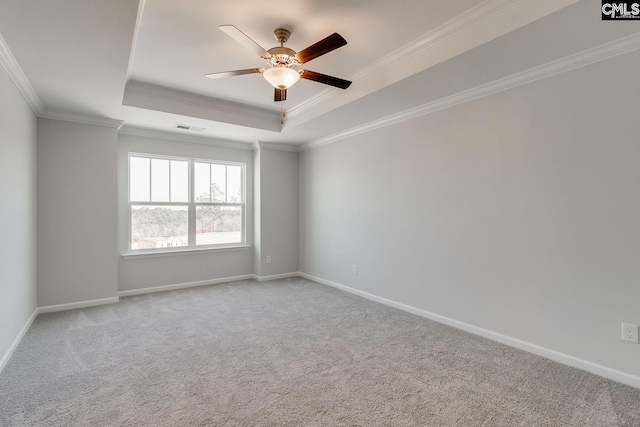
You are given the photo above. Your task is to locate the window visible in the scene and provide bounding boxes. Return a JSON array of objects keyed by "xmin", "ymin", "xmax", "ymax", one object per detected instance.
[{"xmin": 129, "ymin": 154, "xmax": 245, "ymax": 252}]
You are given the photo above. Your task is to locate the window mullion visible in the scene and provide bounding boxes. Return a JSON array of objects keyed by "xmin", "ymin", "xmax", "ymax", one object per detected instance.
[
  {"xmin": 242, "ymin": 164, "xmax": 246, "ymax": 243},
  {"xmin": 188, "ymin": 160, "xmax": 196, "ymax": 248},
  {"xmin": 129, "ymin": 203, "xmax": 133, "ymax": 251}
]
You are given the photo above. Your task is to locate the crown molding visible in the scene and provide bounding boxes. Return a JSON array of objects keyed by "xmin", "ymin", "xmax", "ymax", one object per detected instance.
[
  {"xmin": 350, "ymin": 0, "xmax": 529, "ymax": 83},
  {"xmin": 257, "ymin": 141, "xmax": 301, "ymax": 152},
  {"xmin": 1, "ymin": 29, "xmax": 126, "ymax": 129},
  {"xmin": 286, "ymin": 0, "xmax": 578, "ymax": 126},
  {"xmin": 124, "ymin": 80, "xmax": 274, "ymax": 118},
  {"xmin": 39, "ymin": 109, "xmax": 124, "ymax": 129},
  {"xmin": 301, "ymin": 32, "xmax": 640, "ymax": 151},
  {"xmin": 288, "ymin": 0, "xmax": 522, "ymax": 118},
  {"xmin": 123, "ymin": 80, "xmax": 282, "ymax": 133},
  {"xmin": 119, "ymin": 125, "xmax": 255, "ymax": 150},
  {"xmin": 0, "ymin": 31, "xmax": 44, "ymax": 115},
  {"xmin": 125, "ymin": 0, "xmax": 146, "ymax": 83}
]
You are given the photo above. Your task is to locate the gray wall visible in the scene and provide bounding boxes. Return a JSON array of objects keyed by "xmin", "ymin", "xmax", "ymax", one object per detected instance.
[
  {"xmin": 117, "ymin": 133, "xmax": 254, "ymax": 291},
  {"xmin": 298, "ymin": 51, "xmax": 640, "ymax": 377},
  {"xmin": 37, "ymin": 119, "xmax": 118, "ymax": 306},
  {"xmin": 255, "ymin": 147, "xmax": 298, "ymax": 277},
  {"xmin": 0, "ymin": 65, "xmax": 37, "ymax": 364},
  {"xmin": 34, "ymin": 128, "xmax": 297, "ymax": 299}
]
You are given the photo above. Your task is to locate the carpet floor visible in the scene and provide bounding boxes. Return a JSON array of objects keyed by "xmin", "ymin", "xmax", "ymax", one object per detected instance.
[{"xmin": 1, "ymin": 277, "xmax": 639, "ymax": 426}]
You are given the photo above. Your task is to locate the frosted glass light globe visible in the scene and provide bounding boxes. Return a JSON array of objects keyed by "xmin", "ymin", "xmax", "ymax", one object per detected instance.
[{"xmin": 263, "ymin": 67, "xmax": 300, "ymax": 89}]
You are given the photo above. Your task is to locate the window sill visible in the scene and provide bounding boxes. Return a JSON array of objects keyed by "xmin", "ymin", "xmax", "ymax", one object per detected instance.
[{"xmin": 121, "ymin": 245, "xmax": 251, "ymax": 259}]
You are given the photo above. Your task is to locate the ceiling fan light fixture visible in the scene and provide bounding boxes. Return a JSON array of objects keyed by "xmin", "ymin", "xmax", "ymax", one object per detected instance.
[
  {"xmin": 210, "ymin": 25, "xmax": 352, "ymax": 103},
  {"xmin": 263, "ymin": 67, "xmax": 300, "ymax": 89}
]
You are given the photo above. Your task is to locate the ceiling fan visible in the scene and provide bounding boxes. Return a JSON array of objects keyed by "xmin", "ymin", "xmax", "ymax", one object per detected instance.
[{"xmin": 206, "ymin": 25, "xmax": 352, "ymax": 102}]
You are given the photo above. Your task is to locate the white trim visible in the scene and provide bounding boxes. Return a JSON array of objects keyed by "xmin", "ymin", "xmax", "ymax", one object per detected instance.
[
  {"xmin": 298, "ymin": 272, "xmax": 640, "ymax": 390},
  {"xmin": 125, "ymin": 0, "xmax": 146, "ymax": 83},
  {"xmin": 122, "ymin": 245, "xmax": 251, "ymax": 259},
  {"xmin": 252, "ymin": 272, "xmax": 300, "ymax": 282},
  {"xmin": 119, "ymin": 125, "xmax": 255, "ymax": 151},
  {"xmin": 122, "ymin": 80, "xmax": 281, "ymax": 133},
  {"xmin": 257, "ymin": 141, "xmax": 300, "ymax": 153},
  {"xmin": 0, "ymin": 32, "xmax": 43, "ymax": 114},
  {"xmin": 124, "ymin": 80, "xmax": 278, "ymax": 121},
  {"xmin": 37, "ymin": 297, "xmax": 120, "ymax": 314},
  {"xmin": 39, "ymin": 109, "xmax": 124, "ymax": 129},
  {"xmin": 0, "ymin": 309, "xmax": 38, "ymax": 375},
  {"xmin": 286, "ymin": 0, "xmax": 578, "ymax": 121},
  {"xmin": 0, "ymin": 32, "xmax": 128, "ymax": 129},
  {"xmin": 124, "ymin": 154, "xmax": 248, "ymax": 255},
  {"xmin": 117, "ymin": 274, "xmax": 255, "ymax": 297},
  {"xmin": 117, "ymin": 273, "xmax": 301, "ymax": 297},
  {"xmin": 288, "ymin": 0, "xmax": 518, "ymax": 118},
  {"xmin": 301, "ymin": 32, "xmax": 640, "ymax": 151}
]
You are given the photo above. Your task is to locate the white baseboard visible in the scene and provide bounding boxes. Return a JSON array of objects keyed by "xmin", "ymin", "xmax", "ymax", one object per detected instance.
[
  {"xmin": 0, "ymin": 308, "xmax": 38, "ymax": 375},
  {"xmin": 118, "ymin": 273, "xmax": 301, "ymax": 297},
  {"xmin": 2, "ymin": 275, "xmax": 261, "ymax": 373},
  {"xmin": 10, "ymin": 272, "xmax": 637, "ymax": 389},
  {"xmin": 298, "ymin": 272, "xmax": 640, "ymax": 390},
  {"xmin": 117, "ymin": 274, "xmax": 255, "ymax": 297},
  {"xmin": 37, "ymin": 296, "xmax": 120, "ymax": 314},
  {"xmin": 252, "ymin": 272, "xmax": 300, "ymax": 282}
]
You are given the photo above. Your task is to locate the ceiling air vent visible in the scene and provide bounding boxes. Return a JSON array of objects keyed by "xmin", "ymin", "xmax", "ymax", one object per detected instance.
[{"xmin": 176, "ymin": 124, "xmax": 205, "ymax": 132}]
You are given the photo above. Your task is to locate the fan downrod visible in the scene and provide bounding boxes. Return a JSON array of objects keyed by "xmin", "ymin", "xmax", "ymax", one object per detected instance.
[{"xmin": 274, "ymin": 28, "xmax": 291, "ymax": 45}]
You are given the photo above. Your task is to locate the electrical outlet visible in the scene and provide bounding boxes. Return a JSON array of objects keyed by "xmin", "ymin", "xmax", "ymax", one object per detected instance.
[
  {"xmin": 352, "ymin": 264, "xmax": 358, "ymax": 274},
  {"xmin": 622, "ymin": 323, "xmax": 639, "ymax": 344},
  {"xmin": 266, "ymin": 256, "xmax": 271, "ymax": 264}
]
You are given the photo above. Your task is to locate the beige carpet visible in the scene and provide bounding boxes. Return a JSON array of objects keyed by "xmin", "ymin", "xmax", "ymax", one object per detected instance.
[{"xmin": 1, "ymin": 277, "xmax": 639, "ymax": 426}]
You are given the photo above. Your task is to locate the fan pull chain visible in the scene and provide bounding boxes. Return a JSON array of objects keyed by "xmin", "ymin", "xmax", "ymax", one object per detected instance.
[{"xmin": 280, "ymin": 99, "xmax": 286, "ymax": 125}]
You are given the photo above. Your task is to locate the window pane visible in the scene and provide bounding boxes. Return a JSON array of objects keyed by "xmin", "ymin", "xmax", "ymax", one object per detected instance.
[
  {"xmin": 151, "ymin": 159, "xmax": 170, "ymax": 202},
  {"xmin": 130, "ymin": 157, "xmax": 150, "ymax": 202},
  {"xmin": 170, "ymin": 160, "xmax": 188, "ymax": 202},
  {"xmin": 194, "ymin": 162, "xmax": 211, "ymax": 202},
  {"xmin": 131, "ymin": 205, "xmax": 188, "ymax": 250},
  {"xmin": 211, "ymin": 164, "xmax": 226, "ymax": 202},
  {"xmin": 196, "ymin": 206, "xmax": 241, "ymax": 245},
  {"xmin": 227, "ymin": 165, "xmax": 242, "ymax": 203}
]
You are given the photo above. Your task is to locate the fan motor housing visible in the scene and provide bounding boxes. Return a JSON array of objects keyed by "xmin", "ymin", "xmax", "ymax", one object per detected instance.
[
  {"xmin": 267, "ymin": 46, "xmax": 296, "ymax": 57},
  {"xmin": 266, "ymin": 46, "xmax": 298, "ymax": 67}
]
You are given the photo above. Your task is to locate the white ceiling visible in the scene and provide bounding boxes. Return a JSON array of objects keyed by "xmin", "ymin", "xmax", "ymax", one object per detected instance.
[{"xmin": 1, "ymin": 0, "xmax": 638, "ymax": 148}]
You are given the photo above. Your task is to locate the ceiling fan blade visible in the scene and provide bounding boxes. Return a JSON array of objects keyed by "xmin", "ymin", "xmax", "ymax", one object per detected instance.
[
  {"xmin": 219, "ymin": 25, "xmax": 271, "ymax": 59},
  {"xmin": 300, "ymin": 70, "xmax": 352, "ymax": 89},
  {"xmin": 274, "ymin": 87, "xmax": 287, "ymax": 102},
  {"xmin": 296, "ymin": 33, "xmax": 347, "ymax": 64},
  {"xmin": 205, "ymin": 68, "xmax": 263, "ymax": 79}
]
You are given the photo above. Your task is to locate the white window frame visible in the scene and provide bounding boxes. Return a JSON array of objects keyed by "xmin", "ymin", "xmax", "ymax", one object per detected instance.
[{"xmin": 128, "ymin": 153, "xmax": 246, "ymax": 253}]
